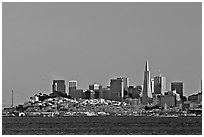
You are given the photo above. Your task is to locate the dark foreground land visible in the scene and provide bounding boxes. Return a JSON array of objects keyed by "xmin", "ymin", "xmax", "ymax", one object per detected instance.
[{"xmin": 2, "ymin": 116, "xmax": 202, "ymax": 135}]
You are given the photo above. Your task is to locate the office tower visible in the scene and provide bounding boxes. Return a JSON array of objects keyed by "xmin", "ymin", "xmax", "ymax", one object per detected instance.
[
  {"xmin": 171, "ymin": 81, "xmax": 183, "ymax": 100},
  {"xmin": 142, "ymin": 60, "xmax": 152, "ymax": 105},
  {"xmin": 151, "ymin": 79, "xmax": 154, "ymax": 94},
  {"xmin": 68, "ymin": 80, "xmax": 84, "ymax": 99},
  {"xmin": 89, "ymin": 83, "xmax": 102, "ymax": 90},
  {"xmin": 110, "ymin": 78, "xmax": 124, "ymax": 101},
  {"xmin": 89, "ymin": 83, "xmax": 102, "ymax": 99},
  {"xmin": 154, "ymin": 75, "xmax": 166, "ymax": 95},
  {"xmin": 102, "ymin": 87, "xmax": 110, "ymax": 100},
  {"xmin": 68, "ymin": 80, "xmax": 77, "ymax": 90},
  {"xmin": 135, "ymin": 85, "xmax": 142, "ymax": 99},
  {"xmin": 128, "ymin": 85, "xmax": 142, "ymax": 99},
  {"xmin": 52, "ymin": 80, "xmax": 66, "ymax": 93},
  {"xmin": 11, "ymin": 90, "xmax": 13, "ymax": 108},
  {"xmin": 201, "ymin": 80, "xmax": 202, "ymax": 92},
  {"xmin": 121, "ymin": 77, "xmax": 129, "ymax": 95}
]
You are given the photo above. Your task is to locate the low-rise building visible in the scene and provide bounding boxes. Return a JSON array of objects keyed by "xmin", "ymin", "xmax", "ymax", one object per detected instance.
[
  {"xmin": 101, "ymin": 87, "xmax": 110, "ymax": 100},
  {"xmin": 152, "ymin": 94, "xmax": 161, "ymax": 106},
  {"xmin": 188, "ymin": 94, "xmax": 198, "ymax": 102},
  {"xmin": 160, "ymin": 91, "xmax": 179, "ymax": 108},
  {"xmin": 69, "ymin": 89, "xmax": 83, "ymax": 99},
  {"xmin": 198, "ymin": 92, "xmax": 202, "ymax": 103}
]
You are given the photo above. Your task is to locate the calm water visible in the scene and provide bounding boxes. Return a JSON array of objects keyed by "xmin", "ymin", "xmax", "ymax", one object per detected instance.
[{"xmin": 2, "ymin": 116, "xmax": 202, "ymax": 135}]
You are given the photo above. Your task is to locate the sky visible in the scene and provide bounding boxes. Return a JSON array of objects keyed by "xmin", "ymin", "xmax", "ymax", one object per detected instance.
[{"xmin": 2, "ymin": 2, "xmax": 202, "ymax": 106}]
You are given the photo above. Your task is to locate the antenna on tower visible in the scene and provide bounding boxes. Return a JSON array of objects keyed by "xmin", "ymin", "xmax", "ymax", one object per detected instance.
[
  {"xmin": 11, "ymin": 90, "xmax": 13, "ymax": 108},
  {"xmin": 201, "ymin": 79, "xmax": 202, "ymax": 92}
]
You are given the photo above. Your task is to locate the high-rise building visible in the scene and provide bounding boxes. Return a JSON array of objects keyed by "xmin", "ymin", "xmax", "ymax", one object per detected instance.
[
  {"xmin": 89, "ymin": 83, "xmax": 102, "ymax": 99},
  {"xmin": 52, "ymin": 80, "xmax": 66, "ymax": 93},
  {"xmin": 102, "ymin": 87, "xmax": 110, "ymax": 100},
  {"xmin": 128, "ymin": 85, "xmax": 141, "ymax": 99},
  {"xmin": 68, "ymin": 80, "xmax": 84, "ymax": 99},
  {"xmin": 200, "ymin": 80, "xmax": 202, "ymax": 92},
  {"xmin": 68, "ymin": 80, "xmax": 77, "ymax": 90},
  {"xmin": 121, "ymin": 77, "xmax": 129, "ymax": 91},
  {"xmin": 110, "ymin": 78, "xmax": 124, "ymax": 101},
  {"xmin": 154, "ymin": 75, "xmax": 166, "ymax": 95},
  {"xmin": 171, "ymin": 81, "xmax": 183, "ymax": 100},
  {"xmin": 89, "ymin": 83, "xmax": 101, "ymax": 90},
  {"xmin": 151, "ymin": 79, "xmax": 154, "ymax": 94},
  {"xmin": 142, "ymin": 60, "xmax": 152, "ymax": 105},
  {"xmin": 121, "ymin": 77, "xmax": 129, "ymax": 97}
]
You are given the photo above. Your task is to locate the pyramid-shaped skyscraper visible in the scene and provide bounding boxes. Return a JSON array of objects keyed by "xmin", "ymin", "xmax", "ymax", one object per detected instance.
[{"xmin": 142, "ymin": 60, "xmax": 152, "ymax": 105}]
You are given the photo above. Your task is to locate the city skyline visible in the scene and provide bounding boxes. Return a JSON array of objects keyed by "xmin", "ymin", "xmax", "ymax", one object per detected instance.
[
  {"xmin": 3, "ymin": 59, "xmax": 201, "ymax": 106},
  {"xmin": 3, "ymin": 3, "xmax": 201, "ymax": 106}
]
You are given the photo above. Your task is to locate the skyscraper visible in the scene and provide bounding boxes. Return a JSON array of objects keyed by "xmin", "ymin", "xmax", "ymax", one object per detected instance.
[
  {"xmin": 68, "ymin": 80, "xmax": 83, "ymax": 99},
  {"xmin": 142, "ymin": 60, "xmax": 152, "ymax": 105},
  {"xmin": 89, "ymin": 83, "xmax": 102, "ymax": 99},
  {"xmin": 110, "ymin": 78, "xmax": 124, "ymax": 101},
  {"xmin": 120, "ymin": 77, "xmax": 129, "ymax": 97},
  {"xmin": 151, "ymin": 79, "xmax": 154, "ymax": 94},
  {"xmin": 52, "ymin": 80, "xmax": 66, "ymax": 93},
  {"xmin": 102, "ymin": 87, "xmax": 111, "ymax": 100},
  {"xmin": 154, "ymin": 75, "xmax": 166, "ymax": 95},
  {"xmin": 89, "ymin": 83, "xmax": 101, "ymax": 91},
  {"xmin": 171, "ymin": 81, "xmax": 183, "ymax": 100},
  {"xmin": 68, "ymin": 80, "xmax": 77, "ymax": 90},
  {"xmin": 121, "ymin": 77, "xmax": 129, "ymax": 91},
  {"xmin": 201, "ymin": 80, "xmax": 202, "ymax": 92}
]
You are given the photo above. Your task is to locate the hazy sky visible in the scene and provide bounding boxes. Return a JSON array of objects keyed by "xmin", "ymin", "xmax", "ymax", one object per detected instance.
[{"xmin": 3, "ymin": 2, "xmax": 202, "ymax": 106}]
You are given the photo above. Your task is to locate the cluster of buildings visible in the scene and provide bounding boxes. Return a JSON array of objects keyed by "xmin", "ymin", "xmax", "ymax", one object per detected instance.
[
  {"xmin": 49, "ymin": 60, "xmax": 202, "ymax": 109},
  {"xmin": 2, "ymin": 60, "xmax": 202, "ymax": 117}
]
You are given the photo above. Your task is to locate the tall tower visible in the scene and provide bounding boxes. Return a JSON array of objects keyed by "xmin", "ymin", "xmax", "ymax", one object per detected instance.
[
  {"xmin": 151, "ymin": 79, "xmax": 154, "ymax": 94},
  {"xmin": 121, "ymin": 77, "xmax": 129, "ymax": 97},
  {"xmin": 68, "ymin": 80, "xmax": 77, "ymax": 90},
  {"xmin": 154, "ymin": 75, "xmax": 166, "ymax": 95},
  {"xmin": 142, "ymin": 60, "xmax": 152, "ymax": 105},
  {"xmin": 52, "ymin": 80, "xmax": 66, "ymax": 93},
  {"xmin": 201, "ymin": 79, "xmax": 202, "ymax": 92},
  {"xmin": 110, "ymin": 78, "xmax": 124, "ymax": 101},
  {"xmin": 11, "ymin": 90, "xmax": 14, "ymax": 108}
]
